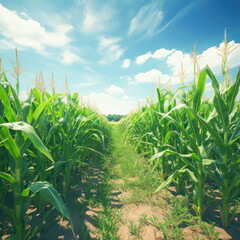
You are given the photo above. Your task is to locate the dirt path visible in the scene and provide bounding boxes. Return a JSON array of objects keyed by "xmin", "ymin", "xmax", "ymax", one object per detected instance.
[{"xmin": 84, "ymin": 124, "xmax": 239, "ymax": 240}]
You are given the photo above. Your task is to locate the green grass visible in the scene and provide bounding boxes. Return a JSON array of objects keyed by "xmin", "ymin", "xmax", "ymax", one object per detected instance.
[{"xmin": 109, "ymin": 124, "xmax": 162, "ymax": 204}]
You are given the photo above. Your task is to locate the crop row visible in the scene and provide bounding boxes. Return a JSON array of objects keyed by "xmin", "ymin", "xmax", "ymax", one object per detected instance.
[
  {"xmin": 120, "ymin": 34, "xmax": 240, "ymax": 228},
  {"xmin": 0, "ymin": 50, "xmax": 110, "ymax": 239}
]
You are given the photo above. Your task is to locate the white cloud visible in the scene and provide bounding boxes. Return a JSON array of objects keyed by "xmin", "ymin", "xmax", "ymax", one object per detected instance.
[
  {"xmin": 82, "ymin": 92, "xmax": 137, "ymax": 115},
  {"xmin": 98, "ymin": 37, "xmax": 123, "ymax": 64},
  {"xmin": 99, "ymin": 37, "xmax": 120, "ymax": 50},
  {"xmin": 136, "ymin": 48, "xmax": 175, "ymax": 64},
  {"xmin": 129, "ymin": 3, "xmax": 163, "ymax": 38},
  {"xmin": 19, "ymin": 90, "xmax": 28, "ymax": 101},
  {"xmin": 152, "ymin": 48, "xmax": 175, "ymax": 60},
  {"xmin": 122, "ymin": 59, "xmax": 131, "ymax": 68},
  {"xmin": 120, "ymin": 75, "xmax": 136, "ymax": 85},
  {"xmin": 227, "ymin": 41, "xmax": 240, "ymax": 69},
  {"xmin": 166, "ymin": 50, "xmax": 193, "ymax": 77},
  {"xmin": 106, "ymin": 85, "xmax": 125, "ymax": 96},
  {"xmin": 133, "ymin": 40, "xmax": 240, "ymax": 87},
  {"xmin": 198, "ymin": 41, "xmax": 240, "ymax": 74},
  {"xmin": 0, "ymin": 4, "xmax": 73, "ymax": 51},
  {"xmin": 0, "ymin": 39, "xmax": 16, "ymax": 49},
  {"xmin": 205, "ymin": 82, "xmax": 213, "ymax": 93},
  {"xmin": 123, "ymin": 94, "xmax": 131, "ymax": 100},
  {"xmin": 136, "ymin": 52, "xmax": 152, "ymax": 64},
  {"xmin": 135, "ymin": 69, "xmax": 173, "ymax": 84},
  {"xmin": 82, "ymin": 3, "xmax": 114, "ymax": 34},
  {"xmin": 61, "ymin": 50, "xmax": 82, "ymax": 64},
  {"xmin": 165, "ymin": 40, "xmax": 240, "ymax": 81}
]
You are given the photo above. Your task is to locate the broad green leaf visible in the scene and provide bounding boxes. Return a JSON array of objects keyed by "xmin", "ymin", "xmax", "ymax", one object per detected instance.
[
  {"xmin": 202, "ymin": 159, "xmax": 221, "ymax": 165},
  {"xmin": 213, "ymin": 95, "xmax": 229, "ymax": 132},
  {"xmin": 226, "ymin": 67, "xmax": 240, "ymax": 113},
  {"xmin": 0, "ymin": 122, "xmax": 53, "ymax": 162},
  {"xmin": 0, "ymin": 117, "xmax": 21, "ymax": 160},
  {"xmin": 0, "ymin": 203, "xmax": 17, "ymax": 224},
  {"xmin": 186, "ymin": 107, "xmax": 226, "ymax": 153},
  {"xmin": 22, "ymin": 188, "xmax": 30, "ymax": 197},
  {"xmin": 31, "ymin": 94, "xmax": 62, "ymax": 124},
  {"xmin": 205, "ymin": 65, "xmax": 229, "ymax": 131},
  {"xmin": 187, "ymin": 111, "xmax": 200, "ymax": 146},
  {"xmin": 29, "ymin": 181, "xmax": 71, "ymax": 219},
  {"xmin": 205, "ymin": 65, "xmax": 220, "ymax": 93},
  {"xmin": 229, "ymin": 120, "xmax": 240, "ymax": 144},
  {"xmin": 150, "ymin": 149, "xmax": 192, "ymax": 162},
  {"xmin": 193, "ymin": 69, "xmax": 207, "ymax": 112},
  {"xmin": 154, "ymin": 167, "xmax": 197, "ymax": 193},
  {"xmin": 0, "ymin": 171, "xmax": 15, "ymax": 184},
  {"xmin": 2, "ymin": 78, "xmax": 22, "ymax": 118},
  {"xmin": 0, "ymin": 83, "xmax": 17, "ymax": 122},
  {"xmin": 154, "ymin": 105, "xmax": 199, "ymax": 153}
]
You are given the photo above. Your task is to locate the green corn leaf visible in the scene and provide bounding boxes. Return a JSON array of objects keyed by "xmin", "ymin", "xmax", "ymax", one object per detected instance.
[
  {"xmin": 0, "ymin": 171, "xmax": 15, "ymax": 184},
  {"xmin": 2, "ymin": 78, "xmax": 22, "ymax": 117},
  {"xmin": 213, "ymin": 95, "xmax": 229, "ymax": 132},
  {"xmin": 154, "ymin": 167, "xmax": 197, "ymax": 193},
  {"xmin": 31, "ymin": 94, "xmax": 62, "ymax": 124},
  {"xmin": 187, "ymin": 111, "xmax": 201, "ymax": 146},
  {"xmin": 0, "ymin": 203, "xmax": 17, "ymax": 224},
  {"xmin": 202, "ymin": 159, "xmax": 221, "ymax": 165},
  {"xmin": 154, "ymin": 105, "xmax": 199, "ymax": 153},
  {"xmin": 193, "ymin": 69, "xmax": 207, "ymax": 112},
  {"xmin": 229, "ymin": 120, "xmax": 240, "ymax": 144},
  {"xmin": 186, "ymin": 107, "xmax": 226, "ymax": 153},
  {"xmin": 0, "ymin": 83, "xmax": 17, "ymax": 122},
  {"xmin": 226, "ymin": 174, "xmax": 240, "ymax": 197},
  {"xmin": 226, "ymin": 67, "xmax": 240, "ymax": 113},
  {"xmin": 150, "ymin": 149, "xmax": 192, "ymax": 161},
  {"xmin": 29, "ymin": 181, "xmax": 71, "ymax": 220},
  {"xmin": 0, "ymin": 122, "xmax": 53, "ymax": 162},
  {"xmin": 205, "ymin": 65, "xmax": 220, "ymax": 93},
  {"xmin": 205, "ymin": 65, "xmax": 229, "ymax": 131},
  {"xmin": 0, "ymin": 117, "xmax": 21, "ymax": 160}
]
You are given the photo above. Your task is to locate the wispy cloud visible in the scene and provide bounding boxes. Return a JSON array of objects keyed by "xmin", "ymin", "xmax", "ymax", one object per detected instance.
[
  {"xmin": 0, "ymin": 3, "xmax": 73, "ymax": 52},
  {"xmin": 158, "ymin": 2, "xmax": 195, "ymax": 33},
  {"xmin": 82, "ymin": 2, "xmax": 114, "ymax": 34},
  {"xmin": 98, "ymin": 36, "xmax": 123, "ymax": 64},
  {"xmin": 128, "ymin": 2, "xmax": 163, "ymax": 38},
  {"xmin": 61, "ymin": 50, "xmax": 83, "ymax": 64}
]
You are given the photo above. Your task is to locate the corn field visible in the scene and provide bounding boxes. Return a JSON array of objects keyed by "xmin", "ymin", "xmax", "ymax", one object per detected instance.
[
  {"xmin": 0, "ymin": 50, "xmax": 110, "ymax": 239},
  {"xmin": 120, "ymin": 34, "xmax": 240, "ymax": 228},
  {"xmin": 1, "ymin": 32, "xmax": 240, "ymax": 239}
]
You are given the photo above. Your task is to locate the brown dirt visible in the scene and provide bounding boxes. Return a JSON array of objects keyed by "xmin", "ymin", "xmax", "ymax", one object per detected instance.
[
  {"xmin": 1, "ymin": 167, "xmax": 240, "ymax": 240},
  {"xmin": 118, "ymin": 203, "xmax": 165, "ymax": 240}
]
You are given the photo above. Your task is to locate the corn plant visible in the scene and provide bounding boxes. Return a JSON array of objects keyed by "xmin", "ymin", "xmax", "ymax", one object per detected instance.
[
  {"xmin": 121, "ymin": 31, "xmax": 240, "ymax": 227},
  {"xmin": 0, "ymin": 121, "xmax": 74, "ymax": 240}
]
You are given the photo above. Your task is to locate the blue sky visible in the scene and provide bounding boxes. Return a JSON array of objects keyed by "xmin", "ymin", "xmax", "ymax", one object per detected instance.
[{"xmin": 0, "ymin": 0, "xmax": 240, "ymax": 114}]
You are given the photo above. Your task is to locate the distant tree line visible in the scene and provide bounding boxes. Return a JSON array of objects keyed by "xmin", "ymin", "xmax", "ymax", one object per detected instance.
[{"xmin": 106, "ymin": 114, "xmax": 125, "ymax": 122}]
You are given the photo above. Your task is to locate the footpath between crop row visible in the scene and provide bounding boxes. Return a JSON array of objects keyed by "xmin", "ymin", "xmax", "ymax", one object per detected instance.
[
  {"xmin": 10, "ymin": 124, "xmax": 236, "ymax": 239},
  {"xmin": 81, "ymin": 124, "xmax": 236, "ymax": 240}
]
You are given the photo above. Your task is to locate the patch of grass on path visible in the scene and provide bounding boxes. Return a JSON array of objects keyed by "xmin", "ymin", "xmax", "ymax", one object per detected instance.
[{"xmin": 109, "ymin": 124, "xmax": 161, "ymax": 204}]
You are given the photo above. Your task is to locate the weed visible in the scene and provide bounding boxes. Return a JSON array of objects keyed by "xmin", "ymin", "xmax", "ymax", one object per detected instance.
[{"xmin": 128, "ymin": 220, "xmax": 142, "ymax": 239}]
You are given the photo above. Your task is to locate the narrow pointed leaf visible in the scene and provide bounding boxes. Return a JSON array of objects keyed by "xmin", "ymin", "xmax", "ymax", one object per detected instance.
[
  {"xmin": 29, "ymin": 181, "xmax": 71, "ymax": 219},
  {"xmin": 0, "ymin": 122, "xmax": 53, "ymax": 162}
]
